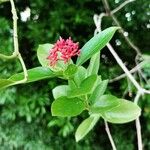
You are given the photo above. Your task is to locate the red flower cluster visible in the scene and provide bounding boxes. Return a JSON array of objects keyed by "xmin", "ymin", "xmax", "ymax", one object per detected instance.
[{"xmin": 47, "ymin": 37, "xmax": 80, "ymax": 66}]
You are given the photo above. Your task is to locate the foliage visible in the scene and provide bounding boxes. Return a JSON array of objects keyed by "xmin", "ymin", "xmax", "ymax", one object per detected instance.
[{"xmin": 0, "ymin": 0, "xmax": 150, "ymax": 149}]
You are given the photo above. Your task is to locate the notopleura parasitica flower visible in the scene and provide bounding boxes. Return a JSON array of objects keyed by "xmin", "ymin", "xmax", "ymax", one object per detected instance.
[{"xmin": 47, "ymin": 37, "xmax": 80, "ymax": 70}]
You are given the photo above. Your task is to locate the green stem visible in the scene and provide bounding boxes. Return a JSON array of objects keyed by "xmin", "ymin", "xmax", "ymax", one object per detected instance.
[
  {"xmin": 0, "ymin": 53, "xmax": 17, "ymax": 60},
  {"xmin": 9, "ymin": 0, "xmax": 28, "ymax": 83},
  {"xmin": 84, "ymin": 95, "xmax": 90, "ymax": 110}
]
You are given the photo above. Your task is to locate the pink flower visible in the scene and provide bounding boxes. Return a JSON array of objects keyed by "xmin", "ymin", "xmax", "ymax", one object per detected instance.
[{"xmin": 47, "ymin": 37, "xmax": 80, "ymax": 67}]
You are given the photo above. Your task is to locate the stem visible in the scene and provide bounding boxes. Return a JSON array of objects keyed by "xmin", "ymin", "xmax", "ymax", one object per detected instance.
[
  {"xmin": 0, "ymin": 0, "xmax": 19, "ymax": 60},
  {"xmin": 0, "ymin": 53, "xmax": 17, "ymax": 60},
  {"xmin": 134, "ymin": 92, "xmax": 143, "ymax": 150},
  {"xmin": 10, "ymin": 0, "xmax": 19, "ymax": 54},
  {"xmin": 9, "ymin": 0, "xmax": 28, "ymax": 83},
  {"xmin": 104, "ymin": 121, "xmax": 117, "ymax": 150}
]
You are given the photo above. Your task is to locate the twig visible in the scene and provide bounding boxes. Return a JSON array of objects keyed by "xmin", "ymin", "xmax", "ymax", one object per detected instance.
[
  {"xmin": 107, "ymin": 43, "xmax": 144, "ymax": 93},
  {"xmin": 135, "ymin": 118, "xmax": 142, "ymax": 150},
  {"xmin": 109, "ymin": 61, "xmax": 147, "ymax": 83},
  {"xmin": 93, "ymin": 13, "xmax": 107, "ymax": 34},
  {"xmin": 0, "ymin": 53, "xmax": 16, "ymax": 60},
  {"xmin": 112, "ymin": 15, "xmax": 141, "ymax": 55},
  {"xmin": 102, "ymin": 0, "xmax": 141, "ymax": 55},
  {"xmin": 104, "ymin": 121, "xmax": 117, "ymax": 150},
  {"xmin": 107, "ymin": 43, "xmax": 150, "ymax": 95},
  {"xmin": 9, "ymin": 0, "xmax": 28, "ymax": 82},
  {"xmin": 111, "ymin": 0, "xmax": 135, "ymax": 15},
  {"xmin": 134, "ymin": 92, "xmax": 143, "ymax": 150},
  {"xmin": 0, "ymin": 0, "xmax": 19, "ymax": 60}
]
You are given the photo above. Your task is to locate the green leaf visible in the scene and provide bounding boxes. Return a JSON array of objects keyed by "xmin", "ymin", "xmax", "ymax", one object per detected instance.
[
  {"xmin": 51, "ymin": 96, "xmax": 85, "ymax": 117},
  {"xmin": 52, "ymin": 85, "xmax": 69, "ymax": 99},
  {"xmin": 89, "ymin": 80, "xmax": 108, "ymax": 104},
  {"xmin": 0, "ymin": 0, "xmax": 8, "ymax": 4},
  {"xmin": 9, "ymin": 67, "xmax": 56, "ymax": 83},
  {"xmin": 76, "ymin": 27, "xmax": 119, "ymax": 65},
  {"xmin": 68, "ymin": 80, "xmax": 76, "ymax": 89},
  {"xmin": 63, "ymin": 64, "xmax": 78, "ymax": 78},
  {"xmin": 74, "ymin": 66, "xmax": 87, "ymax": 87},
  {"xmin": 90, "ymin": 94, "xmax": 120, "ymax": 113},
  {"xmin": 37, "ymin": 43, "xmax": 53, "ymax": 67},
  {"xmin": 68, "ymin": 75, "xmax": 97, "ymax": 98},
  {"xmin": 75, "ymin": 114, "xmax": 100, "ymax": 142},
  {"xmin": 37, "ymin": 43, "xmax": 73, "ymax": 72},
  {"xmin": 0, "ymin": 67, "xmax": 56, "ymax": 90},
  {"xmin": 101, "ymin": 99, "xmax": 141, "ymax": 124},
  {"xmin": 87, "ymin": 53, "xmax": 100, "ymax": 76},
  {"xmin": 0, "ymin": 79, "xmax": 15, "ymax": 90}
]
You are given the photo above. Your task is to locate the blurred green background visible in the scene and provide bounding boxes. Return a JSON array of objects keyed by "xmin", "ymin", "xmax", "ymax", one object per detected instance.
[{"xmin": 0, "ymin": 0, "xmax": 150, "ymax": 149}]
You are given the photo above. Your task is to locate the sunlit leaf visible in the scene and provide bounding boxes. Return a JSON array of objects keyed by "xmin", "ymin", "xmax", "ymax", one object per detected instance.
[
  {"xmin": 76, "ymin": 27, "xmax": 119, "ymax": 65},
  {"xmin": 52, "ymin": 85, "xmax": 69, "ymax": 99}
]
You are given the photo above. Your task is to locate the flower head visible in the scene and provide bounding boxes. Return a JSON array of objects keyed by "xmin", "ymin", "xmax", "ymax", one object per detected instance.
[{"xmin": 47, "ymin": 37, "xmax": 80, "ymax": 66}]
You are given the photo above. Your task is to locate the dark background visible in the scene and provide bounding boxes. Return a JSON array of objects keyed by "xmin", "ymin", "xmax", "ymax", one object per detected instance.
[{"xmin": 0, "ymin": 0, "xmax": 150, "ymax": 149}]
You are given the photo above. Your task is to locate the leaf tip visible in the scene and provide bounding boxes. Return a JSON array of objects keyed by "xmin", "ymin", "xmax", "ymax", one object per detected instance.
[{"xmin": 75, "ymin": 135, "xmax": 80, "ymax": 143}]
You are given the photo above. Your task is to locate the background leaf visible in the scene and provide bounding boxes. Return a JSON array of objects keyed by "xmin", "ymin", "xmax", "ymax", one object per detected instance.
[
  {"xmin": 76, "ymin": 27, "xmax": 119, "ymax": 65},
  {"xmin": 51, "ymin": 96, "xmax": 85, "ymax": 117}
]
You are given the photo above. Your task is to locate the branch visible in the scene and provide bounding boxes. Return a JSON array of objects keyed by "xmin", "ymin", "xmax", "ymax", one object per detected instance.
[
  {"xmin": 134, "ymin": 92, "xmax": 143, "ymax": 150},
  {"xmin": 104, "ymin": 121, "xmax": 117, "ymax": 150},
  {"xmin": 102, "ymin": 0, "xmax": 141, "ymax": 55},
  {"xmin": 106, "ymin": 43, "xmax": 150, "ymax": 94},
  {"xmin": 102, "ymin": 0, "xmax": 111, "ymax": 14},
  {"xmin": 109, "ymin": 61, "xmax": 147, "ymax": 83},
  {"xmin": 111, "ymin": 0, "xmax": 135, "ymax": 14},
  {"xmin": 107, "ymin": 43, "xmax": 144, "ymax": 93},
  {"xmin": 9, "ymin": 0, "xmax": 28, "ymax": 82},
  {"xmin": 93, "ymin": 13, "xmax": 107, "ymax": 34}
]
